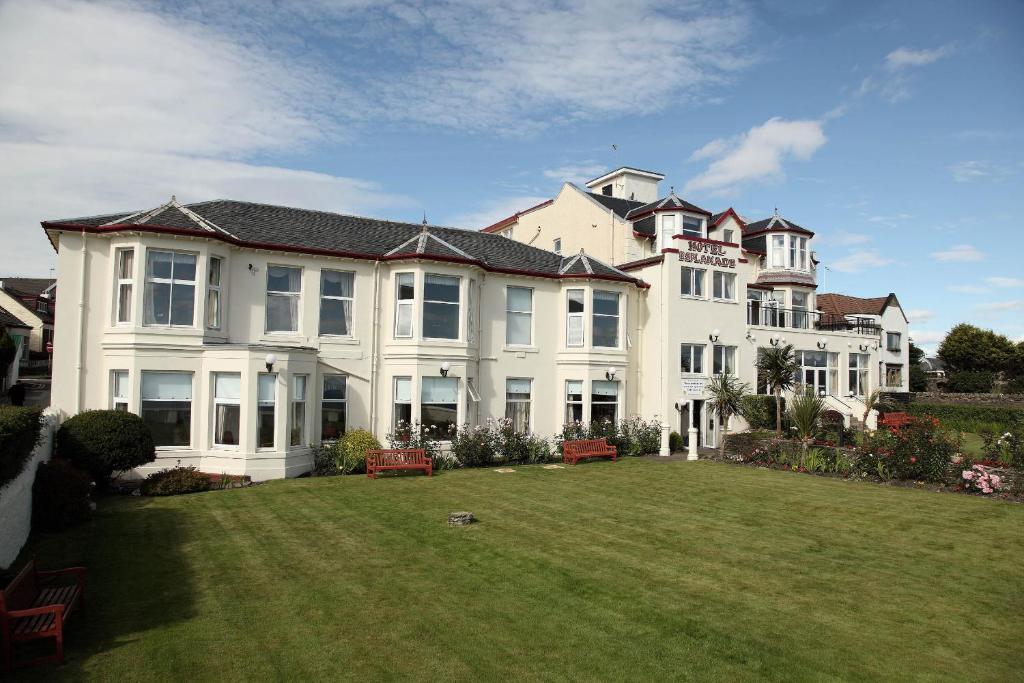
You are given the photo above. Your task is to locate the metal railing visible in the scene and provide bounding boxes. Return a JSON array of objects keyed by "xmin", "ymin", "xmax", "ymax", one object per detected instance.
[{"xmin": 746, "ymin": 303, "xmax": 881, "ymax": 335}]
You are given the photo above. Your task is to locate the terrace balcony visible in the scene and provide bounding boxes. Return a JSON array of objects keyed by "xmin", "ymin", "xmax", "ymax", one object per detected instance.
[{"xmin": 746, "ymin": 302, "xmax": 881, "ymax": 336}]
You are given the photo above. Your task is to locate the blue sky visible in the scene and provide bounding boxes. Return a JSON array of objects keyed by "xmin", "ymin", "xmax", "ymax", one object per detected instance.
[{"xmin": 0, "ymin": 0, "xmax": 1021, "ymax": 351}]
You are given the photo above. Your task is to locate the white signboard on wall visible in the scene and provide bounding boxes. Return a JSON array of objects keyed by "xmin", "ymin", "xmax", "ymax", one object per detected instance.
[{"xmin": 681, "ymin": 378, "xmax": 706, "ymax": 396}]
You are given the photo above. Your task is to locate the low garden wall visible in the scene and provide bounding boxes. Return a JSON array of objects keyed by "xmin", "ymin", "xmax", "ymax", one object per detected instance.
[
  {"xmin": 911, "ymin": 392, "xmax": 1024, "ymax": 406},
  {"xmin": 0, "ymin": 409, "xmax": 57, "ymax": 569}
]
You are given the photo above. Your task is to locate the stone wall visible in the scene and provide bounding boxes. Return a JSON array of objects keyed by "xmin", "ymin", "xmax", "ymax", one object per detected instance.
[
  {"xmin": 0, "ymin": 410, "xmax": 56, "ymax": 569},
  {"xmin": 911, "ymin": 392, "xmax": 1024, "ymax": 406}
]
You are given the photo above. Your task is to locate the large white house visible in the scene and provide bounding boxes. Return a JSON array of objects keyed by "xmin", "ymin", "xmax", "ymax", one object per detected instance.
[{"xmin": 42, "ymin": 166, "xmax": 908, "ymax": 480}]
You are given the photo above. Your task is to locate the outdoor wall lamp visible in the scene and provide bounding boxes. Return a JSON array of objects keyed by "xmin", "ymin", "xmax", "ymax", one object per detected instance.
[
  {"xmin": 746, "ymin": 332, "xmax": 756, "ymax": 342},
  {"xmin": 264, "ymin": 353, "xmax": 277, "ymax": 372},
  {"xmin": 440, "ymin": 361, "xmax": 451, "ymax": 377},
  {"xmin": 769, "ymin": 334, "xmax": 782, "ymax": 347},
  {"xmin": 859, "ymin": 343, "xmax": 870, "ymax": 352},
  {"xmin": 605, "ymin": 367, "xmax": 618, "ymax": 381},
  {"xmin": 817, "ymin": 337, "xmax": 827, "ymax": 350},
  {"xmin": 872, "ymin": 342, "xmax": 879, "ymax": 350},
  {"xmin": 708, "ymin": 329, "xmax": 720, "ymax": 343}
]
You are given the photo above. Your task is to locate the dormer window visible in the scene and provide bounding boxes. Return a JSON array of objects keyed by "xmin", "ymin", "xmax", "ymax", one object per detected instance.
[
  {"xmin": 601, "ymin": 184, "xmax": 613, "ymax": 196},
  {"xmin": 682, "ymin": 215, "xmax": 703, "ymax": 238},
  {"xmin": 770, "ymin": 234, "xmax": 810, "ymax": 270},
  {"xmin": 722, "ymin": 228, "xmax": 734, "ymax": 243}
]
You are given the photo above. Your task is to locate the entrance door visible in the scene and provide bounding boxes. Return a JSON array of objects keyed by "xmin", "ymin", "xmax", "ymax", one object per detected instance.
[
  {"xmin": 696, "ymin": 399, "xmax": 714, "ymax": 448},
  {"xmin": 679, "ymin": 403, "xmax": 691, "ymax": 448},
  {"xmin": 804, "ymin": 368, "xmax": 828, "ymax": 396}
]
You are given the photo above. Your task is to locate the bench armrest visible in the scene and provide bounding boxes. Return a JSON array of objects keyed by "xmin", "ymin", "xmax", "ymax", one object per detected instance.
[{"xmin": 6, "ymin": 603, "xmax": 65, "ymax": 620}]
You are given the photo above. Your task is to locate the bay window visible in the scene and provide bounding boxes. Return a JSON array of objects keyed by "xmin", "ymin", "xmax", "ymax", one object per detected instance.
[
  {"xmin": 140, "ymin": 371, "xmax": 192, "ymax": 447},
  {"xmin": 713, "ymin": 345, "xmax": 737, "ymax": 375},
  {"xmin": 393, "ymin": 377, "xmax": 412, "ymax": 428},
  {"xmin": 681, "ymin": 267, "xmax": 705, "ymax": 297},
  {"xmin": 207, "ymin": 256, "xmax": 222, "ymax": 329},
  {"xmin": 565, "ymin": 380, "xmax": 583, "ymax": 424},
  {"xmin": 505, "ymin": 378, "xmax": 532, "ymax": 434},
  {"xmin": 144, "ymin": 250, "xmax": 196, "ymax": 326},
  {"xmin": 423, "ymin": 274, "xmax": 460, "ymax": 340},
  {"xmin": 592, "ymin": 291, "xmax": 620, "ymax": 348},
  {"xmin": 712, "ymin": 271, "xmax": 736, "ymax": 301},
  {"xmin": 321, "ymin": 374, "xmax": 347, "ymax": 440},
  {"xmin": 566, "ymin": 289, "xmax": 585, "ymax": 347},
  {"xmin": 394, "ymin": 273, "xmax": 414, "ymax": 338},
  {"xmin": 505, "ymin": 286, "xmax": 533, "ymax": 346},
  {"xmin": 111, "ymin": 370, "xmax": 129, "ymax": 411},
  {"xmin": 266, "ymin": 266, "xmax": 301, "ymax": 333},
  {"xmin": 680, "ymin": 344, "xmax": 704, "ymax": 374},
  {"xmin": 319, "ymin": 269, "xmax": 354, "ymax": 336},
  {"xmin": 213, "ymin": 372, "xmax": 240, "ymax": 446},
  {"xmin": 590, "ymin": 381, "xmax": 618, "ymax": 423},
  {"xmin": 682, "ymin": 215, "xmax": 703, "ymax": 238},
  {"xmin": 115, "ymin": 248, "xmax": 134, "ymax": 324},
  {"xmin": 291, "ymin": 375, "xmax": 307, "ymax": 447},
  {"xmin": 421, "ymin": 376, "xmax": 457, "ymax": 435},
  {"xmin": 257, "ymin": 374, "xmax": 276, "ymax": 448}
]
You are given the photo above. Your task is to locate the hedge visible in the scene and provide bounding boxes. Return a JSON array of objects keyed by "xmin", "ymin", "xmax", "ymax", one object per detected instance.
[
  {"xmin": 944, "ymin": 371, "xmax": 995, "ymax": 394},
  {"xmin": 0, "ymin": 406, "xmax": 43, "ymax": 489},
  {"xmin": 907, "ymin": 402, "xmax": 1023, "ymax": 433}
]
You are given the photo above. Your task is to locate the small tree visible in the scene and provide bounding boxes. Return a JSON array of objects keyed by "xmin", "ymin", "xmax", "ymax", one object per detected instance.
[
  {"xmin": 56, "ymin": 410, "xmax": 156, "ymax": 485},
  {"xmin": 862, "ymin": 388, "xmax": 880, "ymax": 433},
  {"xmin": 756, "ymin": 344, "xmax": 799, "ymax": 437},
  {"xmin": 788, "ymin": 388, "xmax": 825, "ymax": 467},
  {"xmin": 705, "ymin": 373, "xmax": 749, "ymax": 458}
]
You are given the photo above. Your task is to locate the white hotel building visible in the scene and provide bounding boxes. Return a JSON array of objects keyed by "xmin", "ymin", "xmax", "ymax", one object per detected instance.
[{"xmin": 43, "ymin": 167, "xmax": 907, "ymax": 480}]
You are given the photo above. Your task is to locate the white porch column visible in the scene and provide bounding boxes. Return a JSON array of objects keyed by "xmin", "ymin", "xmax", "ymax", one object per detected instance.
[
  {"xmin": 659, "ymin": 422, "xmax": 670, "ymax": 456},
  {"xmin": 686, "ymin": 400, "xmax": 698, "ymax": 461}
]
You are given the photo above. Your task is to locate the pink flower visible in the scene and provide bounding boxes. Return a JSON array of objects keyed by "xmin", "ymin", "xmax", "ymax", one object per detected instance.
[
  {"xmin": 982, "ymin": 487, "xmax": 993, "ymax": 494},
  {"xmin": 962, "ymin": 471, "xmax": 974, "ymax": 480}
]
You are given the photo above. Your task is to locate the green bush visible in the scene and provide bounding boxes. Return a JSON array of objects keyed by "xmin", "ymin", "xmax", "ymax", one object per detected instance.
[
  {"xmin": 907, "ymin": 402, "xmax": 1023, "ymax": 433},
  {"xmin": 32, "ymin": 459, "xmax": 93, "ymax": 531},
  {"xmin": 1002, "ymin": 377, "xmax": 1024, "ymax": 395},
  {"xmin": 555, "ymin": 416, "xmax": 662, "ymax": 458},
  {"xmin": 56, "ymin": 410, "xmax": 155, "ymax": 484},
  {"xmin": 944, "ymin": 371, "xmax": 996, "ymax": 393},
  {"xmin": 668, "ymin": 431, "xmax": 684, "ymax": 453},
  {"xmin": 141, "ymin": 466, "xmax": 211, "ymax": 496},
  {"xmin": 0, "ymin": 406, "xmax": 42, "ymax": 488},
  {"xmin": 336, "ymin": 429, "xmax": 381, "ymax": 473}
]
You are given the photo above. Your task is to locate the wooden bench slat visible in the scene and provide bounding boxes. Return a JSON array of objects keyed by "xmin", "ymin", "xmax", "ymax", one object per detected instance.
[
  {"xmin": 365, "ymin": 449, "xmax": 432, "ymax": 479},
  {"xmin": 2, "ymin": 560, "xmax": 86, "ymax": 671}
]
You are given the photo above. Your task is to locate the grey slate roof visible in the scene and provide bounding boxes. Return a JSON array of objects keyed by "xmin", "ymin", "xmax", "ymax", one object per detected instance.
[
  {"xmin": 743, "ymin": 215, "xmax": 814, "ymax": 236},
  {"xmin": 45, "ymin": 200, "xmax": 646, "ymax": 287},
  {"xmin": 624, "ymin": 193, "xmax": 712, "ymax": 220},
  {"xmin": 0, "ymin": 305, "xmax": 31, "ymax": 330},
  {"xmin": 586, "ymin": 193, "xmax": 645, "ymax": 219},
  {"xmin": 0, "ymin": 278, "xmax": 56, "ymax": 297}
]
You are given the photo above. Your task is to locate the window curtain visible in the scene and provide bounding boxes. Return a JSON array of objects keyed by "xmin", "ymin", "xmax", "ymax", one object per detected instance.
[{"xmin": 141, "ymin": 372, "xmax": 192, "ymax": 400}]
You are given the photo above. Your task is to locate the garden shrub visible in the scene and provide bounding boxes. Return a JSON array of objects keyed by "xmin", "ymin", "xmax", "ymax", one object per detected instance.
[
  {"xmin": 448, "ymin": 419, "xmax": 555, "ymax": 468},
  {"xmin": 0, "ymin": 406, "xmax": 42, "ymax": 489},
  {"xmin": 56, "ymin": 410, "xmax": 155, "ymax": 484},
  {"xmin": 32, "ymin": 459, "xmax": 93, "ymax": 531},
  {"xmin": 141, "ymin": 466, "xmax": 211, "ymax": 496},
  {"xmin": 1002, "ymin": 377, "xmax": 1024, "ymax": 394},
  {"xmin": 727, "ymin": 430, "xmax": 774, "ymax": 458},
  {"xmin": 944, "ymin": 371, "xmax": 996, "ymax": 393},
  {"xmin": 741, "ymin": 395, "xmax": 787, "ymax": 431},
  {"xmin": 907, "ymin": 402, "xmax": 1022, "ymax": 433},
  {"xmin": 857, "ymin": 416, "xmax": 959, "ymax": 482},
  {"xmin": 335, "ymin": 429, "xmax": 381, "ymax": 474},
  {"xmin": 386, "ymin": 421, "xmax": 447, "ymax": 467},
  {"xmin": 555, "ymin": 417, "xmax": 662, "ymax": 458},
  {"xmin": 668, "ymin": 431, "xmax": 684, "ymax": 453},
  {"xmin": 960, "ymin": 464, "xmax": 1005, "ymax": 494},
  {"xmin": 449, "ymin": 423, "xmax": 497, "ymax": 467},
  {"xmin": 979, "ymin": 416, "xmax": 1023, "ymax": 469}
]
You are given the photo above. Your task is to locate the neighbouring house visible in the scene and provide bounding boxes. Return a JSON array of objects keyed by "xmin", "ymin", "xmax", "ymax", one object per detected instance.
[
  {"xmin": 41, "ymin": 166, "xmax": 909, "ymax": 481},
  {"xmin": 0, "ymin": 277, "xmax": 56, "ymax": 354},
  {"xmin": 920, "ymin": 356, "xmax": 946, "ymax": 379},
  {"xmin": 0, "ymin": 305, "xmax": 32, "ymax": 391},
  {"xmin": 815, "ymin": 293, "xmax": 910, "ymax": 393}
]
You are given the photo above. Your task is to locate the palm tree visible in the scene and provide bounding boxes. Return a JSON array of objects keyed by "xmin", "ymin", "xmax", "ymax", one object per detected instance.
[
  {"xmin": 756, "ymin": 344, "xmax": 799, "ymax": 437},
  {"xmin": 788, "ymin": 387, "xmax": 825, "ymax": 467},
  {"xmin": 705, "ymin": 373, "xmax": 750, "ymax": 458},
  {"xmin": 861, "ymin": 388, "xmax": 880, "ymax": 432}
]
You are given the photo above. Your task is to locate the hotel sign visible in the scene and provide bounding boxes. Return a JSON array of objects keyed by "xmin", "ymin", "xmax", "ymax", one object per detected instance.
[
  {"xmin": 679, "ymin": 240, "xmax": 736, "ymax": 269},
  {"xmin": 681, "ymin": 377, "xmax": 706, "ymax": 396}
]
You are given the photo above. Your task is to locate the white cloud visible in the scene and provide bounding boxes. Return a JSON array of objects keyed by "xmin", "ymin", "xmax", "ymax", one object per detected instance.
[
  {"xmin": 829, "ymin": 249, "xmax": 894, "ymax": 274},
  {"xmin": 986, "ymin": 276, "xmax": 1024, "ymax": 288},
  {"xmin": 885, "ymin": 46, "xmax": 952, "ymax": 70},
  {"xmin": 950, "ymin": 161, "xmax": 991, "ymax": 182},
  {"xmin": 906, "ymin": 309, "xmax": 936, "ymax": 323},
  {"xmin": 946, "ymin": 284, "xmax": 985, "ymax": 294},
  {"xmin": 445, "ymin": 195, "xmax": 550, "ymax": 231},
  {"xmin": 909, "ymin": 329, "xmax": 945, "ymax": 353},
  {"xmin": 975, "ymin": 300, "xmax": 1023, "ymax": 312},
  {"xmin": 683, "ymin": 118, "xmax": 827, "ymax": 195},
  {"xmin": 543, "ymin": 163, "xmax": 607, "ymax": 186},
  {"xmin": 833, "ymin": 232, "xmax": 871, "ymax": 246},
  {"xmin": 930, "ymin": 244, "xmax": 983, "ymax": 262}
]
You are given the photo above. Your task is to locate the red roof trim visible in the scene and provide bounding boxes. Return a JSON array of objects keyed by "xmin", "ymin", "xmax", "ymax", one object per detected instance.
[
  {"xmin": 43, "ymin": 221, "xmax": 649, "ymax": 289},
  {"xmin": 479, "ymin": 199, "xmax": 554, "ymax": 233},
  {"xmin": 711, "ymin": 208, "xmax": 745, "ymax": 229},
  {"xmin": 617, "ymin": 255, "xmax": 665, "ymax": 271}
]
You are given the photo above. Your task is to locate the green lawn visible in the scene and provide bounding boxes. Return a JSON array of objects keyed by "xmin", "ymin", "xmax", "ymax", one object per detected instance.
[{"xmin": 13, "ymin": 460, "xmax": 1024, "ymax": 681}]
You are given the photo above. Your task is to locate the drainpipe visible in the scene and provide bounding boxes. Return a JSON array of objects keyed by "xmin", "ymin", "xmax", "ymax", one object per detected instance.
[
  {"xmin": 659, "ymin": 259, "xmax": 670, "ymax": 456},
  {"xmin": 368, "ymin": 261, "xmax": 381, "ymax": 436},
  {"xmin": 74, "ymin": 228, "xmax": 87, "ymax": 414}
]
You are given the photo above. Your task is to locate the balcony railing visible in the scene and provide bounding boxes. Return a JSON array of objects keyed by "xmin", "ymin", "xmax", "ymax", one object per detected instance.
[{"xmin": 746, "ymin": 303, "xmax": 881, "ymax": 335}]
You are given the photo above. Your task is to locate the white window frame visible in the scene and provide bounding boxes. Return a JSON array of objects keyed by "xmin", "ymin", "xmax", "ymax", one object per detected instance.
[
  {"xmin": 393, "ymin": 376, "xmax": 412, "ymax": 428},
  {"xmin": 590, "ymin": 380, "xmax": 619, "ymax": 424},
  {"xmin": 771, "ymin": 235, "xmax": 786, "ymax": 268},
  {"xmin": 592, "ymin": 290, "xmax": 621, "ymax": 348},
  {"xmin": 504, "ymin": 378, "xmax": 533, "ymax": 434},
  {"xmin": 143, "ymin": 249, "xmax": 197, "ymax": 327},
  {"xmin": 111, "ymin": 370, "xmax": 129, "ymax": 411},
  {"xmin": 422, "ymin": 273, "xmax": 461, "ymax": 341},
  {"xmin": 505, "ymin": 286, "xmax": 533, "ymax": 346},
  {"xmin": 565, "ymin": 380, "xmax": 584, "ymax": 425},
  {"xmin": 682, "ymin": 215, "xmax": 703, "ymax": 239},
  {"xmin": 660, "ymin": 214, "xmax": 677, "ymax": 250},
  {"xmin": 265, "ymin": 265, "xmax": 302, "ymax": 334},
  {"xmin": 887, "ymin": 332, "xmax": 902, "ymax": 352},
  {"xmin": 207, "ymin": 256, "xmax": 222, "ymax": 330},
  {"xmin": 680, "ymin": 343, "xmax": 705, "ymax": 375},
  {"xmin": 712, "ymin": 271, "xmax": 736, "ymax": 301},
  {"xmin": 849, "ymin": 353, "xmax": 870, "ymax": 397},
  {"xmin": 886, "ymin": 363, "xmax": 903, "ymax": 388},
  {"xmin": 566, "ymin": 289, "xmax": 585, "ymax": 348},
  {"xmin": 681, "ymin": 266, "xmax": 705, "ymax": 298},
  {"xmin": 115, "ymin": 248, "xmax": 134, "ymax": 325},
  {"xmin": 420, "ymin": 376, "xmax": 459, "ymax": 436},
  {"xmin": 321, "ymin": 374, "xmax": 348, "ymax": 441},
  {"xmin": 213, "ymin": 372, "xmax": 241, "ymax": 448},
  {"xmin": 722, "ymin": 228, "xmax": 734, "ymax": 243},
  {"xmin": 319, "ymin": 269, "xmax": 355, "ymax": 337},
  {"xmin": 553, "ymin": 238, "xmax": 562, "ymax": 255},
  {"xmin": 394, "ymin": 272, "xmax": 415, "ymax": 339},
  {"xmin": 713, "ymin": 345, "xmax": 737, "ymax": 376},
  {"xmin": 290, "ymin": 374, "xmax": 307, "ymax": 448},
  {"xmin": 798, "ymin": 237, "xmax": 808, "ymax": 270},
  {"xmin": 140, "ymin": 371, "xmax": 193, "ymax": 449},
  {"xmin": 257, "ymin": 373, "xmax": 277, "ymax": 450}
]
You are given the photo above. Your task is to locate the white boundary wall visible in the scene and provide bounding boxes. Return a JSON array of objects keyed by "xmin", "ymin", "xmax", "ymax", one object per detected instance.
[{"xmin": 0, "ymin": 409, "xmax": 57, "ymax": 569}]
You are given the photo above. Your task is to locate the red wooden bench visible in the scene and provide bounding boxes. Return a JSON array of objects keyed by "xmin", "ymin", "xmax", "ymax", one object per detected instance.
[
  {"xmin": 563, "ymin": 438, "xmax": 617, "ymax": 465},
  {"xmin": 1, "ymin": 559, "xmax": 86, "ymax": 671},
  {"xmin": 366, "ymin": 449, "xmax": 432, "ymax": 479},
  {"xmin": 880, "ymin": 411, "xmax": 911, "ymax": 432}
]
